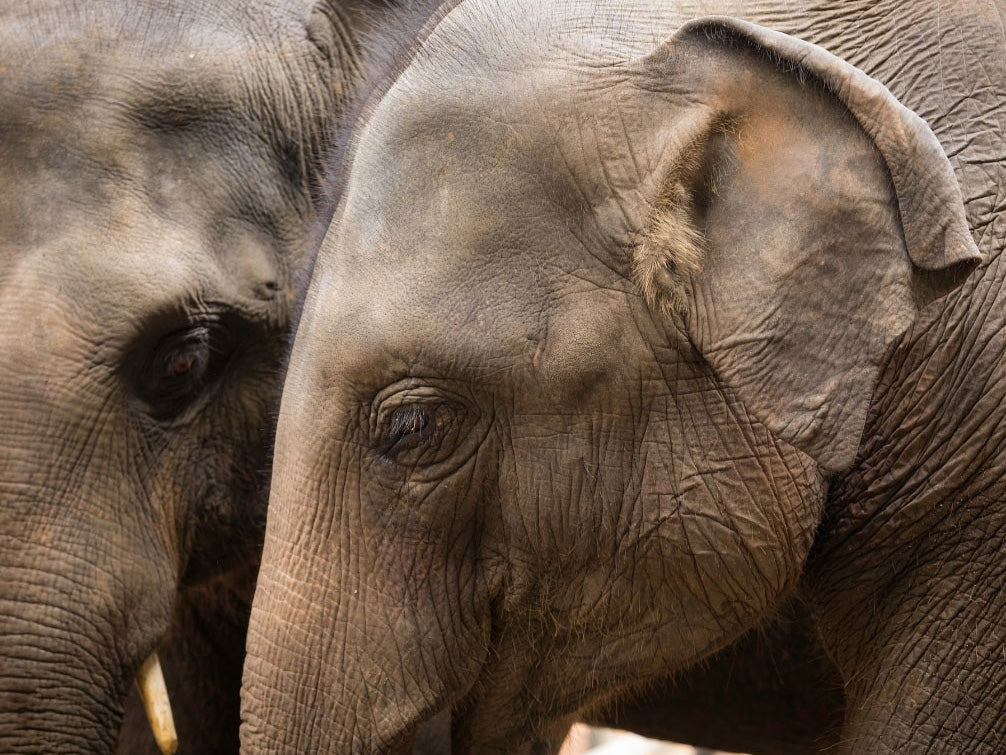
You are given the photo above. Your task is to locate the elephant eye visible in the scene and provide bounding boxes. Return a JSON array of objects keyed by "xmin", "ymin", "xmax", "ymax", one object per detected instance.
[
  {"xmin": 388, "ymin": 405, "xmax": 434, "ymax": 444},
  {"xmin": 381, "ymin": 402, "xmax": 456, "ymax": 465},
  {"xmin": 370, "ymin": 382, "xmax": 486, "ymax": 476},
  {"xmin": 139, "ymin": 323, "xmax": 231, "ymax": 420},
  {"xmin": 160, "ymin": 333, "xmax": 210, "ymax": 381}
]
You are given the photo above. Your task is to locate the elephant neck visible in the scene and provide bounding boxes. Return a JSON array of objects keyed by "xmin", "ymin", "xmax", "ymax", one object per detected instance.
[
  {"xmin": 804, "ymin": 257, "xmax": 1006, "ymax": 753},
  {"xmin": 821, "ymin": 253, "xmax": 1006, "ymax": 541}
]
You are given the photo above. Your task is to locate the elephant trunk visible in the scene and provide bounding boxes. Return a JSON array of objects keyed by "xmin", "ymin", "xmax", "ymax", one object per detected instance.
[
  {"xmin": 242, "ymin": 546, "xmax": 452, "ymax": 753},
  {"xmin": 0, "ymin": 550, "xmax": 171, "ymax": 753},
  {"xmin": 0, "ymin": 579, "xmax": 112, "ymax": 752},
  {"xmin": 0, "ymin": 308, "xmax": 180, "ymax": 751},
  {"xmin": 0, "ymin": 485, "xmax": 176, "ymax": 753},
  {"xmin": 242, "ymin": 458, "xmax": 489, "ymax": 754}
]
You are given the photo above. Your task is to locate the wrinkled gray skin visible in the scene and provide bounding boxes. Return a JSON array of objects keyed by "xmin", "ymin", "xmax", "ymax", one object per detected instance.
[
  {"xmin": 0, "ymin": 1, "xmax": 388, "ymax": 752},
  {"xmin": 244, "ymin": 0, "xmax": 1006, "ymax": 753}
]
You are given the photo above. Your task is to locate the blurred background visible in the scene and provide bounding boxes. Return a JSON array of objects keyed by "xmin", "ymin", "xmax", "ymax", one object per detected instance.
[{"xmin": 559, "ymin": 725, "xmax": 746, "ymax": 755}]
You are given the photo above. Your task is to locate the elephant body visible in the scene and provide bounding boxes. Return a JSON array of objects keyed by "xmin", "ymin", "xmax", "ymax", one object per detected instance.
[
  {"xmin": 0, "ymin": 1, "xmax": 390, "ymax": 752},
  {"xmin": 243, "ymin": 0, "xmax": 1005, "ymax": 753}
]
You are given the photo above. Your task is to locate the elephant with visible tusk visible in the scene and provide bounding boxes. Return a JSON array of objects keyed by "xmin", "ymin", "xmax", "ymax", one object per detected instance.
[
  {"xmin": 0, "ymin": 1, "xmax": 397, "ymax": 752},
  {"xmin": 242, "ymin": 0, "xmax": 1005, "ymax": 753}
]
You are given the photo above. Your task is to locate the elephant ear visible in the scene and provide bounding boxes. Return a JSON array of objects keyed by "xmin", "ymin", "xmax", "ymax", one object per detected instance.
[
  {"xmin": 632, "ymin": 17, "xmax": 981, "ymax": 472},
  {"xmin": 305, "ymin": 0, "xmax": 403, "ymax": 85},
  {"xmin": 305, "ymin": 0, "xmax": 371, "ymax": 81}
]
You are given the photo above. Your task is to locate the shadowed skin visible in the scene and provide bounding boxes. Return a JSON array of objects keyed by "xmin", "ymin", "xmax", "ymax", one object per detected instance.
[
  {"xmin": 0, "ymin": 1, "xmax": 392, "ymax": 752},
  {"xmin": 243, "ymin": 0, "xmax": 1005, "ymax": 753}
]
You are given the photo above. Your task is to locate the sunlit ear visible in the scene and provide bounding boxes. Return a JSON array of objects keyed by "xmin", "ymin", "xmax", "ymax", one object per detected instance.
[{"xmin": 633, "ymin": 17, "xmax": 980, "ymax": 471}]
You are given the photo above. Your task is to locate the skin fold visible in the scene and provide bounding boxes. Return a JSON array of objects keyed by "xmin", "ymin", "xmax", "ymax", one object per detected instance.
[
  {"xmin": 243, "ymin": 0, "xmax": 1004, "ymax": 753},
  {"xmin": 0, "ymin": 1, "xmax": 394, "ymax": 752},
  {"xmin": 580, "ymin": 598, "xmax": 846, "ymax": 754}
]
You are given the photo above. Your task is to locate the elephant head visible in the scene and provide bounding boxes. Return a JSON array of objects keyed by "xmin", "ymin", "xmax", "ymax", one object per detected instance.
[
  {"xmin": 242, "ymin": 1, "xmax": 982, "ymax": 752},
  {"xmin": 0, "ymin": 1, "xmax": 390, "ymax": 751}
]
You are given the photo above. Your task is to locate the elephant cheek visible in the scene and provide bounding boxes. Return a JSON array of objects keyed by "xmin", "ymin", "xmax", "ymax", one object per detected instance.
[{"xmin": 630, "ymin": 388, "xmax": 828, "ymax": 659}]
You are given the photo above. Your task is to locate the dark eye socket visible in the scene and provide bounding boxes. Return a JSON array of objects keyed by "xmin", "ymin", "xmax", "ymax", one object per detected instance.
[
  {"xmin": 139, "ymin": 323, "xmax": 231, "ymax": 420},
  {"xmin": 376, "ymin": 392, "xmax": 476, "ymax": 471}
]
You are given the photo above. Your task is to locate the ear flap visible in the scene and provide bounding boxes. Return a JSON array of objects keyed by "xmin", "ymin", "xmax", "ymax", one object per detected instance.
[
  {"xmin": 305, "ymin": 0, "xmax": 370, "ymax": 99},
  {"xmin": 297, "ymin": 0, "xmax": 398, "ymax": 207},
  {"xmin": 305, "ymin": 0, "xmax": 402, "ymax": 85},
  {"xmin": 633, "ymin": 17, "xmax": 981, "ymax": 472}
]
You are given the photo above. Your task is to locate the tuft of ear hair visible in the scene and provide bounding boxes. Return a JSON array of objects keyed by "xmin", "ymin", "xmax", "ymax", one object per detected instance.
[
  {"xmin": 632, "ymin": 119, "xmax": 739, "ymax": 316},
  {"xmin": 633, "ymin": 183, "xmax": 706, "ymax": 317}
]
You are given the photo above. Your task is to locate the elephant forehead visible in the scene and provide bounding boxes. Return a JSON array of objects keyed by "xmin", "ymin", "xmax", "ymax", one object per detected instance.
[
  {"xmin": 0, "ymin": 0, "xmax": 317, "ymax": 163},
  {"xmin": 339, "ymin": 53, "xmax": 644, "ymax": 294},
  {"xmin": 407, "ymin": 0, "xmax": 686, "ymax": 72},
  {"xmin": 0, "ymin": 18, "xmax": 305, "ymax": 321},
  {"xmin": 341, "ymin": 0, "xmax": 713, "ymax": 285},
  {"xmin": 3, "ymin": 0, "xmax": 279, "ymax": 54},
  {"xmin": 307, "ymin": 7, "xmax": 682, "ymax": 398},
  {"xmin": 307, "ymin": 177, "xmax": 644, "ymax": 407},
  {"xmin": 2, "ymin": 31, "xmax": 258, "ymax": 142},
  {"xmin": 0, "ymin": 116, "xmax": 281, "ymax": 308}
]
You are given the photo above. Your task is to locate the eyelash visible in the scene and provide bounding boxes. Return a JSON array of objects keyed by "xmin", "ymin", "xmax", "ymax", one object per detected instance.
[
  {"xmin": 381, "ymin": 403, "xmax": 448, "ymax": 462},
  {"xmin": 368, "ymin": 382, "xmax": 487, "ymax": 477}
]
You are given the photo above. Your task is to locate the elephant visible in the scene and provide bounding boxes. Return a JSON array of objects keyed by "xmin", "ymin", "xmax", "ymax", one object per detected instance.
[
  {"xmin": 242, "ymin": 0, "xmax": 1005, "ymax": 753},
  {"xmin": 0, "ymin": 1, "xmax": 397, "ymax": 752}
]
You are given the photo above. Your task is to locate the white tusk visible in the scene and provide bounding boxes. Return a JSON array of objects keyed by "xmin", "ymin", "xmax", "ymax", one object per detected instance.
[{"xmin": 135, "ymin": 651, "xmax": 178, "ymax": 755}]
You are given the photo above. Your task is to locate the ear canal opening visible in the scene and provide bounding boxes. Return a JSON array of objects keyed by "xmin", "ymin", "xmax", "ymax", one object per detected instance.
[
  {"xmin": 681, "ymin": 126, "xmax": 738, "ymax": 232},
  {"xmin": 633, "ymin": 189, "xmax": 704, "ymax": 316}
]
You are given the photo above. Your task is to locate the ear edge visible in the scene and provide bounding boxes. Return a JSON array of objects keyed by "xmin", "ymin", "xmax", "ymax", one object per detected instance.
[
  {"xmin": 677, "ymin": 16, "xmax": 982, "ymax": 285},
  {"xmin": 629, "ymin": 17, "xmax": 981, "ymax": 472}
]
